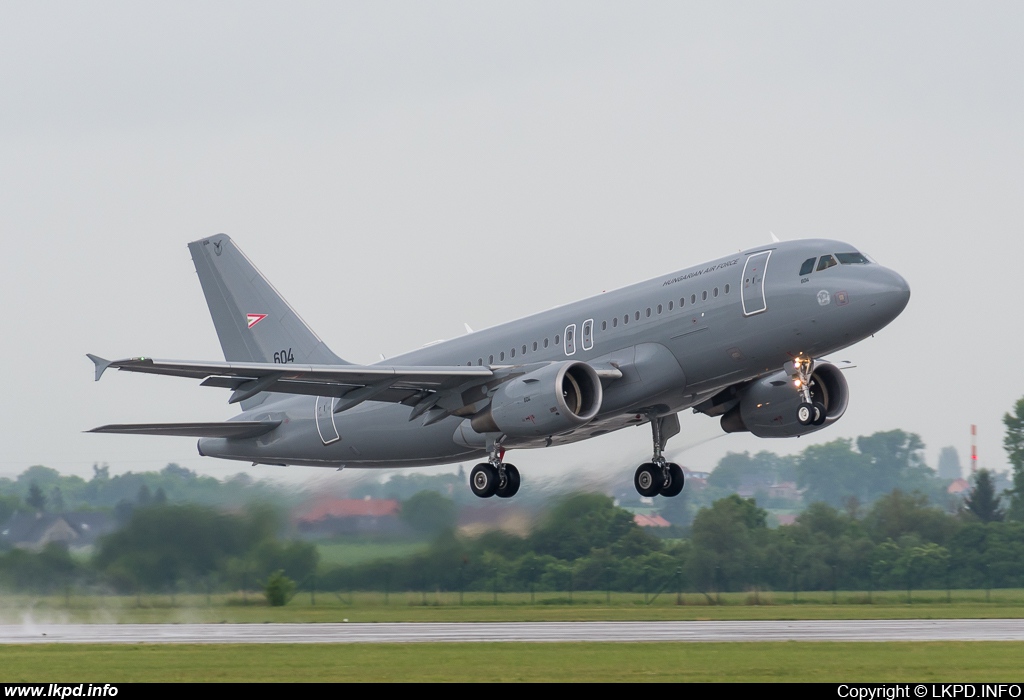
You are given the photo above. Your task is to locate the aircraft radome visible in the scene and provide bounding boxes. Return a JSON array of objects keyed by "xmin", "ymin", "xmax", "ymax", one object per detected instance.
[{"xmin": 89, "ymin": 235, "xmax": 910, "ymax": 499}]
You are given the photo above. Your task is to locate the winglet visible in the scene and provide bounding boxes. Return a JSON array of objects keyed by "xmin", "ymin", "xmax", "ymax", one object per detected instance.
[
  {"xmin": 770, "ymin": 231, "xmax": 781, "ymax": 243},
  {"xmin": 86, "ymin": 354, "xmax": 113, "ymax": 381}
]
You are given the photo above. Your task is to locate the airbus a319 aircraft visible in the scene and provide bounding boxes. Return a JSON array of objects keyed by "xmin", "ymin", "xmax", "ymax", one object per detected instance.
[{"xmin": 89, "ymin": 234, "xmax": 909, "ymax": 499}]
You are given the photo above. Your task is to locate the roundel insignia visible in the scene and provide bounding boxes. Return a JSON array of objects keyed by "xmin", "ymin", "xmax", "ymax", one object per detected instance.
[
  {"xmin": 247, "ymin": 313, "xmax": 268, "ymax": 329},
  {"xmin": 817, "ymin": 290, "xmax": 831, "ymax": 306}
]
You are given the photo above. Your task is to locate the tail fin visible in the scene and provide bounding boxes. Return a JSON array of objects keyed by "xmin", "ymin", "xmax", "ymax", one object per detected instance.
[{"xmin": 188, "ymin": 234, "xmax": 346, "ymax": 369}]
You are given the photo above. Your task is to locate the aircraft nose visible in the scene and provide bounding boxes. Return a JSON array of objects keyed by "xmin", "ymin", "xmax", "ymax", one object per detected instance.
[{"xmin": 878, "ymin": 268, "xmax": 911, "ymax": 321}]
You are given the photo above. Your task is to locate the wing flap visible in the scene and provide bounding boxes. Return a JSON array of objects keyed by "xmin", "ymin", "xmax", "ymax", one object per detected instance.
[{"xmin": 87, "ymin": 421, "xmax": 281, "ymax": 439}]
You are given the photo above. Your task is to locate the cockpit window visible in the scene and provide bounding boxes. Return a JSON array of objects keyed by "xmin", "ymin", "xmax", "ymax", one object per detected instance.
[
  {"xmin": 836, "ymin": 252, "xmax": 870, "ymax": 265},
  {"xmin": 799, "ymin": 258, "xmax": 816, "ymax": 276},
  {"xmin": 816, "ymin": 255, "xmax": 837, "ymax": 272}
]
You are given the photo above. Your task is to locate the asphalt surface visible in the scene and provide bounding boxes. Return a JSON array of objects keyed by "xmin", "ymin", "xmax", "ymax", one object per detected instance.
[{"xmin": 2, "ymin": 619, "xmax": 1023, "ymax": 644}]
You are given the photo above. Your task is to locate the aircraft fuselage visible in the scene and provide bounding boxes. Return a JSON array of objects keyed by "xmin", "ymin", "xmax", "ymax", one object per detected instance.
[{"xmin": 195, "ymin": 238, "xmax": 909, "ymax": 469}]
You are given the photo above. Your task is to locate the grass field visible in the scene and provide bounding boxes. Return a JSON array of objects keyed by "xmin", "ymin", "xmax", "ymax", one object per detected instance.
[
  {"xmin": 2, "ymin": 642, "xmax": 1023, "ymax": 682},
  {"xmin": 2, "ymin": 589, "xmax": 1023, "ymax": 624}
]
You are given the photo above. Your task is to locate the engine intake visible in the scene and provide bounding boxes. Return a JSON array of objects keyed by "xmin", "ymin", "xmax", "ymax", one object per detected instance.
[{"xmin": 470, "ymin": 361, "xmax": 603, "ymax": 438}]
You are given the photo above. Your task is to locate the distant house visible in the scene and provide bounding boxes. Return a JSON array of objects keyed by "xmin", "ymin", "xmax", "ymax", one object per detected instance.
[
  {"xmin": 0, "ymin": 511, "xmax": 115, "ymax": 551},
  {"xmin": 767, "ymin": 482, "xmax": 803, "ymax": 501},
  {"xmin": 681, "ymin": 466, "xmax": 709, "ymax": 490},
  {"xmin": 293, "ymin": 496, "xmax": 403, "ymax": 537},
  {"xmin": 947, "ymin": 478, "xmax": 971, "ymax": 496},
  {"xmin": 633, "ymin": 513, "xmax": 671, "ymax": 528}
]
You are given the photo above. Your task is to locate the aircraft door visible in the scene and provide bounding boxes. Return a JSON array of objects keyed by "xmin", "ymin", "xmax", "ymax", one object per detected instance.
[
  {"xmin": 581, "ymin": 319, "xmax": 594, "ymax": 351},
  {"xmin": 564, "ymin": 323, "xmax": 577, "ymax": 356},
  {"xmin": 315, "ymin": 396, "xmax": 340, "ymax": 445},
  {"xmin": 741, "ymin": 250, "xmax": 772, "ymax": 316}
]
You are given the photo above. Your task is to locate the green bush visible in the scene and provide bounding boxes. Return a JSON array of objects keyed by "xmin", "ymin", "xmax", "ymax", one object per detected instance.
[{"xmin": 264, "ymin": 569, "xmax": 295, "ymax": 606}]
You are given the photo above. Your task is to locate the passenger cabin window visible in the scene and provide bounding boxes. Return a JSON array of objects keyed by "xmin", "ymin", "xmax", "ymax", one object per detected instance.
[
  {"xmin": 836, "ymin": 252, "xmax": 870, "ymax": 264},
  {"xmin": 799, "ymin": 258, "xmax": 816, "ymax": 276},
  {"xmin": 816, "ymin": 255, "xmax": 837, "ymax": 272}
]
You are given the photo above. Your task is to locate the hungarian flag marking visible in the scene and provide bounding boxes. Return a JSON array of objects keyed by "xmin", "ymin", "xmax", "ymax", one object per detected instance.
[{"xmin": 247, "ymin": 313, "xmax": 268, "ymax": 329}]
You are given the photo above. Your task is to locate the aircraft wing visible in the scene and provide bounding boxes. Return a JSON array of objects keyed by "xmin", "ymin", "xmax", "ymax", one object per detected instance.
[
  {"xmin": 88, "ymin": 354, "xmax": 623, "ymax": 424},
  {"xmin": 89, "ymin": 354, "xmax": 493, "ymax": 401},
  {"xmin": 88, "ymin": 421, "xmax": 281, "ymax": 438}
]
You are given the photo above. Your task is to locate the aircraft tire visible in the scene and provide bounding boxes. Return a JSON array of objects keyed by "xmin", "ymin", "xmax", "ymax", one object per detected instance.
[
  {"xmin": 660, "ymin": 463, "xmax": 685, "ymax": 497},
  {"xmin": 496, "ymin": 464, "xmax": 521, "ymax": 498},
  {"xmin": 796, "ymin": 402, "xmax": 815, "ymax": 426},
  {"xmin": 812, "ymin": 401, "xmax": 827, "ymax": 426},
  {"xmin": 470, "ymin": 463, "xmax": 499, "ymax": 498},
  {"xmin": 634, "ymin": 463, "xmax": 663, "ymax": 498}
]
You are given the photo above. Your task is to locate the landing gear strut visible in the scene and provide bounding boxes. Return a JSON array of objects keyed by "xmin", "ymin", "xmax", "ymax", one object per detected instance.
[
  {"xmin": 633, "ymin": 414, "xmax": 685, "ymax": 498},
  {"xmin": 470, "ymin": 444, "xmax": 521, "ymax": 499},
  {"xmin": 791, "ymin": 356, "xmax": 826, "ymax": 426}
]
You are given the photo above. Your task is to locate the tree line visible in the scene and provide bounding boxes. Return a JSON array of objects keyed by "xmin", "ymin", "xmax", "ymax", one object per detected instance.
[{"xmin": 1, "ymin": 396, "xmax": 1022, "ymax": 597}]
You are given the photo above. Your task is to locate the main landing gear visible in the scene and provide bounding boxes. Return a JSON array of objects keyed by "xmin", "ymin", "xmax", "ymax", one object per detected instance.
[
  {"xmin": 633, "ymin": 414, "xmax": 685, "ymax": 498},
  {"xmin": 470, "ymin": 446, "xmax": 521, "ymax": 499},
  {"xmin": 791, "ymin": 356, "xmax": 826, "ymax": 427}
]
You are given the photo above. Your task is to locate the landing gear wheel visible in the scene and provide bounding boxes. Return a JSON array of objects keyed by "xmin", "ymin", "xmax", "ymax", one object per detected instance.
[
  {"xmin": 812, "ymin": 401, "xmax": 827, "ymax": 426},
  {"xmin": 660, "ymin": 462, "xmax": 685, "ymax": 497},
  {"xmin": 496, "ymin": 464, "xmax": 521, "ymax": 499},
  {"xmin": 634, "ymin": 462, "xmax": 664, "ymax": 498},
  {"xmin": 470, "ymin": 463, "xmax": 499, "ymax": 498},
  {"xmin": 796, "ymin": 402, "xmax": 815, "ymax": 426}
]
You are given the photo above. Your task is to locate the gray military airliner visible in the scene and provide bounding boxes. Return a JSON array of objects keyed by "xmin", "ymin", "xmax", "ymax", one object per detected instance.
[{"xmin": 89, "ymin": 235, "xmax": 909, "ymax": 499}]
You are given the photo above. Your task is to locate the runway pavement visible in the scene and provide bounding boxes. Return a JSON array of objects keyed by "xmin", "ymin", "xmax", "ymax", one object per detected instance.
[{"xmin": 2, "ymin": 619, "xmax": 1023, "ymax": 644}]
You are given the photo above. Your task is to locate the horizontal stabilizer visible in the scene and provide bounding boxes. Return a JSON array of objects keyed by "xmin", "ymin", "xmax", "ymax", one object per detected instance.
[
  {"xmin": 87, "ymin": 421, "xmax": 281, "ymax": 439},
  {"xmin": 86, "ymin": 354, "xmax": 113, "ymax": 381}
]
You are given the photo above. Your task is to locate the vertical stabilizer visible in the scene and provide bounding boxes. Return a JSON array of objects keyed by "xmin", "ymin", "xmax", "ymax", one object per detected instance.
[{"xmin": 189, "ymin": 235, "xmax": 346, "ymax": 370}]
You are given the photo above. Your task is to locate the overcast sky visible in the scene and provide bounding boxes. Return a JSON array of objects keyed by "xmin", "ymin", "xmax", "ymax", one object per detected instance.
[{"xmin": 2, "ymin": 1, "xmax": 1022, "ymax": 487}]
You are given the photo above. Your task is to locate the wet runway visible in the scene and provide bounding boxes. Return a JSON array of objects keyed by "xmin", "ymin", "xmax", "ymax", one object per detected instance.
[{"xmin": 2, "ymin": 619, "xmax": 1023, "ymax": 644}]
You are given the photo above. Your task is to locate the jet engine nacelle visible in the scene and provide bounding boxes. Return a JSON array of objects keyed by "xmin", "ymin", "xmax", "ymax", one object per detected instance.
[
  {"xmin": 720, "ymin": 361, "xmax": 849, "ymax": 438},
  {"xmin": 470, "ymin": 361, "xmax": 603, "ymax": 438}
]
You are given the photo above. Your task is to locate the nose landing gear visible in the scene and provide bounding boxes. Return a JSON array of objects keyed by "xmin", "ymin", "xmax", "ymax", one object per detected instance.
[{"xmin": 792, "ymin": 356, "xmax": 826, "ymax": 426}]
